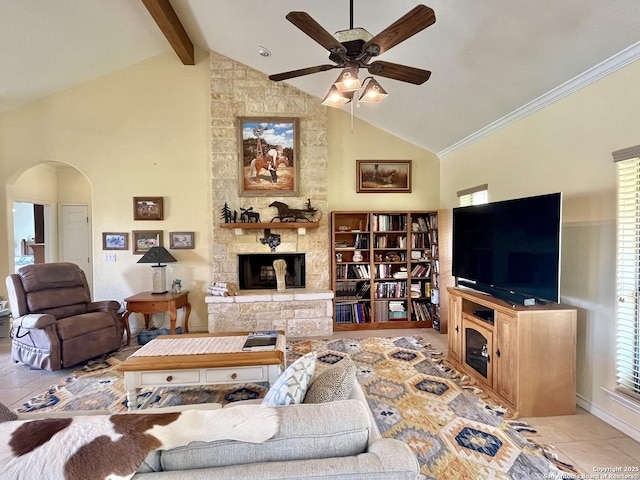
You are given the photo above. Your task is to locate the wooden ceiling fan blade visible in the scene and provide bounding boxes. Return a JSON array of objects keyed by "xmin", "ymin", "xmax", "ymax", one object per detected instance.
[
  {"xmin": 363, "ymin": 5, "xmax": 435, "ymax": 57},
  {"xmin": 269, "ymin": 64, "xmax": 337, "ymax": 82},
  {"xmin": 286, "ymin": 12, "xmax": 347, "ymax": 54},
  {"xmin": 367, "ymin": 61, "xmax": 431, "ymax": 85}
]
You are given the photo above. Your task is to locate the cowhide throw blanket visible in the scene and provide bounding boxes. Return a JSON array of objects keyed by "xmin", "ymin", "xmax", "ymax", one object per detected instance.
[{"xmin": 0, "ymin": 404, "xmax": 279, "ymax": 480}]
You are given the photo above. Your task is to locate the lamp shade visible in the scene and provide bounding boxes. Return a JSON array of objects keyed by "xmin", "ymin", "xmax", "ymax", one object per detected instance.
[
  {"xmin": 138, "ymin": 247, "xmax": 176, "ymax": 294},
  {"xmin": 321, "ymin": 86, "xmax": 352, "ymax": 108},
  {"xmin": 137, "ymin": 246, "xmax": 177, "ymax": 266},
  {"xmin": 334, "ymin": 68, "xmax": 361, "ymax": 92},
  {"xmin": 359, "ymin": 78, "xmax": 388, "ymax": 103}
]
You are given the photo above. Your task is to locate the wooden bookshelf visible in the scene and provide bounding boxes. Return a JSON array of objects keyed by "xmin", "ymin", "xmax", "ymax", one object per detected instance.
[{"xmin": 331, "ymin": 211, "xmax": 441, "ymax": 332}]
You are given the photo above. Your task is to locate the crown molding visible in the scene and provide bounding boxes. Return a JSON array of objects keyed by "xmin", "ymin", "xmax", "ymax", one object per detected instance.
[{"xmin": 438, "ymin": 41, "xmax": 640, "ymax": 159}]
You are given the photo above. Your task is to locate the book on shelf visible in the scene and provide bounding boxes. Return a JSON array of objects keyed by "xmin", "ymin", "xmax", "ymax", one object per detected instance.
[
  {"xmin": 372, "ymin": 214, "xmax": 407, "ymax": 231},
  {"xmin": 336, "ymin": 281, "xmax": 358, "ymax": 299},
  {"xmin": 335, "ymin": 302, "xmax": 370, "ymax": 323},
  {"xmin": 388, "ymin": 300, "xmax": 406, "ymax": 311},
  {"xmin": 375, "ymin": 300, "xmax": 389, "ymax": 322},
  {"xmin": 388, "ymin": 300, "xmax": 406, "ymax": 320},
  {"xmin": 410, "ymin": 263, "xmax": 431, "ymax": 278},
  {"xmin": 354, "ymin": 233, "xmax": 369, "ymax": 249},
  {"xmin": 411, "ymin": 232, "xmax": 429, "ymax": 248},
  {"xmin": 242, "ymin": 331, "xmax": 278, "ymax": 351},
  {"xmin": 355, "ymin": 282, "xmax": 371, "ymax": 299},
  {"xmin": 431, "ymin": 288, "xmax": 440, "ymax": 305},
  {"xmin": 411, "ymin": 301, "xmax": 432, "ymax": 322}
]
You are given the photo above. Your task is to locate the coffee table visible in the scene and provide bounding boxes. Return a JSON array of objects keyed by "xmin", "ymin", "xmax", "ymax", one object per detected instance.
[{"xmin": 118, "ymin": 332, "xmax": 286, "ymax": 410}]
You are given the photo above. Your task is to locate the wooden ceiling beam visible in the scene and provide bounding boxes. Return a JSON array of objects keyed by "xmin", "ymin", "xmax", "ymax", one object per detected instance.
[{"xmin": 141, "ymin": 0, "xmax": 194, "ymax": 65}]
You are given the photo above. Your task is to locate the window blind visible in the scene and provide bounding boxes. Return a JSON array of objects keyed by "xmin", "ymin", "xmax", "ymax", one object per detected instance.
[
  {"xmin": 615, "ymin": 154, "xmax": 640, "ymax": 400},
  {"xmin": 457, "ymin": 184, "xmax": 488, "ymax": 207}
]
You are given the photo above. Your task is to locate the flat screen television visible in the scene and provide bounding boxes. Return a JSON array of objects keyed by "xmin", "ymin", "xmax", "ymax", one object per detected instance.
[{"xmin": 452, "ymin": 192, "xmax": 562, "ymax": 305}]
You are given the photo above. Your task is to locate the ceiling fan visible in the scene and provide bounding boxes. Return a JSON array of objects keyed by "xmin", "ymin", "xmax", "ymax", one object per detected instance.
[{"xmin": 268, "ymin": 2, "xmax": 436, "ymax": 89}]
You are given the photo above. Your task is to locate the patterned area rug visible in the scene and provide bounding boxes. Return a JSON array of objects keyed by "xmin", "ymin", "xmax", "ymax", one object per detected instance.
[
  {"xmin": 15, "ymin": 345, "xmax": 269, "ymax": 412},
  {"xmin": 16, "ymin": 336, "xmax": 574, "ymax": 479}
]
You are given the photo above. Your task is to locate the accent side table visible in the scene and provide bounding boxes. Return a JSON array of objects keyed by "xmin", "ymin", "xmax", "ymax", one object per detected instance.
[{"xmin": 122, "ymin": 291, "xmax": 191, "ymax": 345}]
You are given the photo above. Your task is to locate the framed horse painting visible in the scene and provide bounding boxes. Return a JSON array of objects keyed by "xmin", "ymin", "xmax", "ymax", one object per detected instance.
[{"xmin": 237, "ymin": 117, "xmax": 299, "ymax": 196}]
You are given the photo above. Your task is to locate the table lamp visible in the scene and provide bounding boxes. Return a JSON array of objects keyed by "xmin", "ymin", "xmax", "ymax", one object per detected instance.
[{"xmin": 137, "ymin": 246, "xmax": 177, "ymax": 294}]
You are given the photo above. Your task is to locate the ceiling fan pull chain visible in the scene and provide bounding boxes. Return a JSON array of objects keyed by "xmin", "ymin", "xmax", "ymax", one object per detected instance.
[{"xmin": 351, "ymin": 100, "xmax": 354, "ymax": 134}]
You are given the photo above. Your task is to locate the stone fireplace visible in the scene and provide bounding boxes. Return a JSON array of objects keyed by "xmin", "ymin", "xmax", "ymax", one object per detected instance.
[{"xmin": 206, "ymin": 51, "xmax": 332, "ymax": 337}]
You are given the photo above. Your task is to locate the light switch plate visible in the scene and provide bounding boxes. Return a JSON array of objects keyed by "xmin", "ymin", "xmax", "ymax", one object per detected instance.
[{"xmin": 104, "ymin": 253, "xmax": 116, "ymax": 262}]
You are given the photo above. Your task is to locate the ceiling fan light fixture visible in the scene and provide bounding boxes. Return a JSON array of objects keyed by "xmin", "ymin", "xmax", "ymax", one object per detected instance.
[
  {"xmin": 322, "ymin": 85, "xmax": 352, "ymax": 108},
  {"xmin": 359, "ymin": 78, "xmax": 388, "ymax": 103},
  {"xmin": 334, "ymin": 68, "xmax": 361, "ymax": 92}
]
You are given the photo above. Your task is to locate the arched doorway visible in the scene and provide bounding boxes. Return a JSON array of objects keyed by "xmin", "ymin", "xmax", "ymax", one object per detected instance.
[{"xmin": 9, "ymin": 162, "xmax": 93, "ymax": 290}]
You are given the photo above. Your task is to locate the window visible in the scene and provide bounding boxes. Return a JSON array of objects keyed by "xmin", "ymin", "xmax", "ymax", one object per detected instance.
[
  {"xmin": 614, "ymin": 145, "xmax": 640, "ymax": 400},
  {"xmin": 457, "ymin": 184, "xmax": 488, "ymax": 207}
]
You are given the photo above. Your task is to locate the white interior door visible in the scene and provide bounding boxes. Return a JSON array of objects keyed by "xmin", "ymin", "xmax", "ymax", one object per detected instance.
[{"xmin": 60, "ymin": 205, "xmax": 92, "ymax": 290}]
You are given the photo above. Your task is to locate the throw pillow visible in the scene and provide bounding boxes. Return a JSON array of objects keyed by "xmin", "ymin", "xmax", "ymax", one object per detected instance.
[
  {"xmin": 262, "ymin": 351, "xmax": 316, "ymax": 407},
  {"xmin": 0, "ymin": 402, "xmax": 18, "ymax": 422},
  {"xmin": 303, "ymin": 358, "xmax": 356, "ymax": 404}
]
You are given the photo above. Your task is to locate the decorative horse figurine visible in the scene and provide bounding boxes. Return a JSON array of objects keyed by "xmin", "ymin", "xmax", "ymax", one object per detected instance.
[{"xmin": 269, "ymin": 201, "xmax": 312, "ymax": 222}]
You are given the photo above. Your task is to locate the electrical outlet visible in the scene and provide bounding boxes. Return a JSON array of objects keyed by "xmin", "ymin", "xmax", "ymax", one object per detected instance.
[{"xmin": 104, "ymin": 253, "xmax": 116, "ymax": 262}]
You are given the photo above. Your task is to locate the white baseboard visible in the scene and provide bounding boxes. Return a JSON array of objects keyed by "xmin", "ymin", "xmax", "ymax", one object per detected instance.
[{"xmin": 576, "ymin": 391, "xmax": 640, "ymax": 442}]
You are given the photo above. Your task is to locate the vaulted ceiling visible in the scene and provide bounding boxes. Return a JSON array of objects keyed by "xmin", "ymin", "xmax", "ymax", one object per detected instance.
[{"xmin": 2, "ymin": 0, "xmax": 639, "ymax": 155}]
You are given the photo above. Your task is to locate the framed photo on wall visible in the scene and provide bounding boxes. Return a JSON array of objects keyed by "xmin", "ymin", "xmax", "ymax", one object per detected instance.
[
  {"xmin": 356, "ymin": 160, "xmax": 412, "ymax": 193},
  {"xmin": 133, "ymin": 197, "xmax": 164, "ymax": 220},
  {"xmin": 169, "ymin": 231, "xmax": 194, "ymax": 249},
  {"xmin": 102, "ymin": 232, "xmax": 128, "ymax": 250},
  {"xmin": 237, "ymin": 117, "xmax": 299, "ymax": 197},
  {"xmin": 132, "ymin": 230, "xmax": 162, "ymax": 254}
]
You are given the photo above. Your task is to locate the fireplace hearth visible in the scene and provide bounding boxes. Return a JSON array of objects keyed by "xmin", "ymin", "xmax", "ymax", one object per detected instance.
[{"xmin": 238, "ymin": 253, "xmax": 305, "ymax": 290}]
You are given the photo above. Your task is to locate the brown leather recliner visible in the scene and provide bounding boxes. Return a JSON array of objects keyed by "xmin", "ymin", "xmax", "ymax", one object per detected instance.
[{"xmin": 6, "ymin": 262, "xmax": 124, "ymax": 371}]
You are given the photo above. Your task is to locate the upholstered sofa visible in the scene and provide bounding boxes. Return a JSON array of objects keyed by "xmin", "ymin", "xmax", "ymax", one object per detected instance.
[
  {"xmin": 6, "ymin": 262, "xmax": 124, "ymax": 370},
  {"xmin": 10, "ymin": 382, "xmax": 420, "ymax": 479},
  {"xmin": 135, "ymin": 398, "xmax": 419, "ymax": 479}
]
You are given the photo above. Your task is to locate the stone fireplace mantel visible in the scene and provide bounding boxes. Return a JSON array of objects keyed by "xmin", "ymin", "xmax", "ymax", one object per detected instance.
[{"xmin": 206, "ymin": 289, "xmax": 334, "ymax": 337}]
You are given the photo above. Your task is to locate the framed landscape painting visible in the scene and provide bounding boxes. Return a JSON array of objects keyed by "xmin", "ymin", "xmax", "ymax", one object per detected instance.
[
  {"xmin": 356, "ymin": 160, "xmax": 412, "ymax": 193},
  {"xmin": 238, "ymin": 117, "xmax": 299, "ymax": 197}
]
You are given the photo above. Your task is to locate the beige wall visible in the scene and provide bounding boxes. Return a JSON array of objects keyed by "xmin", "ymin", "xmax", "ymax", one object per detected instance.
[
  {"xmin": 328, "ymin": 109, "xmax": 440, "ymax": 211},
  {"xmin": 57, "ymin": 166, "xmax": 91, "ymax": 205},
  {"xmin": 441, "ymin": 59, "xmax": 640, "ymax": 434},
  {"xmin": 1, "ymin": 52, "xmax": 212, "ymax": 332}
]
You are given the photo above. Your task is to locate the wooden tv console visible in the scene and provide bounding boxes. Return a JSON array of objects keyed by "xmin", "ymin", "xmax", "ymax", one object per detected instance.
[{"xmin": 447, "ymin": 287, "xmax": 577, "ymax": 417}]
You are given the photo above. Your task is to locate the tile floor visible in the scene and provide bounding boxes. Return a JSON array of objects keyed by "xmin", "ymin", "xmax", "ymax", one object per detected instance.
[{"xmin": 2, "ymin": 328, "xmax": 640, "ymax": 474}]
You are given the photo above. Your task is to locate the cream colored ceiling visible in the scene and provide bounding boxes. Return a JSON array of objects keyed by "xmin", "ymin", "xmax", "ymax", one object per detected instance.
[{"xmin": 2, "ymin": 0, "xmax": 639, "ymax": 154}]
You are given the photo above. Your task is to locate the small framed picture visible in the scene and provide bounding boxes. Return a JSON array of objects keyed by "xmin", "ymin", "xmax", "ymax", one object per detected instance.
[
  {"xmin": 102, "ymin": 232, "xmax": 128, "ymax": 250},
  {"xmin": 133, "ymin": 196, "xmax": 164, "ymax": 220},
  {"xmin": 170, "ymin": 231, "xmax": 195, "ymax": 249},
  {"xmin": 356, "ymin": 160, "xmax": 412, "ymax": 193},
  {"xmin": 132, "ymin": 230, "xmax": 162, "ymax": 254}
]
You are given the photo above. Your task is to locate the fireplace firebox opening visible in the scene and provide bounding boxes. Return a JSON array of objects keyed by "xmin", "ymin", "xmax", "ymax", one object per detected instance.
[{"xmin": 238, "ymin": 253, "xmax": 305, "ymax": 290}]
